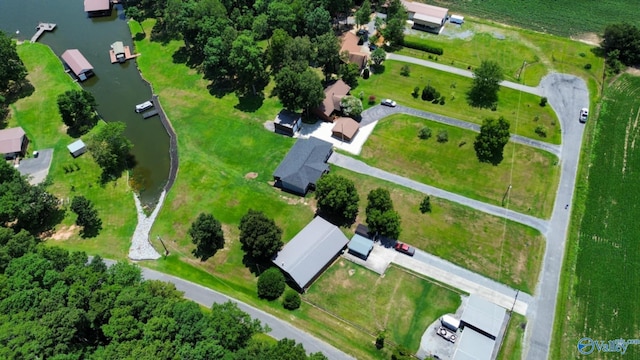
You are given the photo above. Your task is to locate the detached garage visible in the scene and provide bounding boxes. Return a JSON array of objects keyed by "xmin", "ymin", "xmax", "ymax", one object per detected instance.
[
  {"xmin": 331, "ymin": 117, "xmax": 360, "ymax": 142},
  {"xmin": 67, "ymin": 139, "xmax": 87, "ymax": 158},
  {"xmin": 348, "ymin": 234, "xmax": 374, "ymax": 260}
]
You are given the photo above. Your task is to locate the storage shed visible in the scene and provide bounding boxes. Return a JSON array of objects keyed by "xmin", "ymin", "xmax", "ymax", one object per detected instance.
[
  {"xmin": 67, "ymin": 139, "xmax": 87, "ymax": 158},
  {"xmin": 401, "ymin": 0, "xmax": 449, "ymax": 33},
  {"xmin": 273, "ymin": 216, "xmax": 349, "ymax": 291},
  {"xmin": 274, "ymin": 109, "xmax": 302, "ymax": 136},
  {"xmin": 348, "ymin": 234, "xmax": 374, "ymax": 260},
  {"xmin": 450, "ymin": 15, "xmax": 464, "ymax": 24},
  {"xmin": 61, "ymin": 49, "xmax": 94, "ymax": 81},
  {"xmin": 331, "ymin": 117, "xmax": 360, "ymax": 142}
]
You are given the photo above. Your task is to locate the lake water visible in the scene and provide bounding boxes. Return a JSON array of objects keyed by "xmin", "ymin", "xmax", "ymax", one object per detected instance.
[{"xmin": 0, "ymin": 0, "xmax": 170, "ymax": 207}]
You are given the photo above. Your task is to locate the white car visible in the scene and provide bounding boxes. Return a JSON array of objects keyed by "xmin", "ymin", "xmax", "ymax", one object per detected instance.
[
  {"xmin": 381, "ymin": 99, "xmax": 397, "ymax": 107},
  {"xmin": 579, "ymin": 108, "xmax": 589, "ymax": 123}
]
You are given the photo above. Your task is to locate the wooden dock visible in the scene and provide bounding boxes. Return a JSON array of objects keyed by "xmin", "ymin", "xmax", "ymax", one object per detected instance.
[
  {"xmin": 109, "ymin": 46, "xmax": 140, "ymax": 64},
  {"xmin": 142, "ymin": 109, "xmax": 159, "ymax": 119},
  {"xmin": 30, "ymin": 23, "xmax": 56, "ymax": 43}
]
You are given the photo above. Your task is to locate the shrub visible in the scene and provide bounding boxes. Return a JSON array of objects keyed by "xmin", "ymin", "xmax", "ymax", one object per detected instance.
[
  {"xmin": 419, "ymin": 196, "xmax": 431, "ymax": 213},
  {"xmin": 257, "ymin": 267, "xmax": 285, "ymax": 300},
  {"xmin": 439, "ymin": 97, "xmax": 445, "ymax": 105},
  {"xmin": 418, "ymin": 127, "xmax": 432, "ymax": 140},
  {"xmin": 375, "ymin": 331, "xmax": 385, "ymax": 349},
  {"xmin": 400, "ymin": 64, "xmax": 410, "ymax": 76},
  {"xmin": 363, "ymin": 68, "xmax": 370, "ymax": 79},
  {"xmin": 421, "ymin": 84, "xmax": 440, "ymax": 102},
  {"xmin": 584, "ymin": 63, "xmax": 592, "ymax": 70},
  {"xmin": 579, "ymin": 52, "xmax": 586, "ymax": 57},
  {"xmin": 412, "ymin": 86, "xmax": 420, "ymax": 98},
  {"xmin": 282, "ymin": 289, "xmax": 301, "ymax": 310},
  {"xmin": 539, "ymin": 97, "xmax": 548, "ymax": 107},
  {"xmin": 402, "ymin": 38, "xmax": 444, "ymax": 55},
  {"xmin": 368, "ymin": 95, "xmax": 376, "ymax": 105},
  {"xmin": 535, "ymin": 125, "xmax": 547, "ymax": 138},
  {"xmin": 437, "ymin": 130, "xmax": 448, "ymax": 143},
  {"xmin": 490, "ymin": 103, "xmax": 498, "ymax": 111}
]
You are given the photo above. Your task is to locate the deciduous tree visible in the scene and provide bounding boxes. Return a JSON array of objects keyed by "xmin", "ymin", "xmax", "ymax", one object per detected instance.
[
  {"xmin": 315, "ymin": 174, "xmax": 359, "ymax": 226},
  {"xmin": 188, "ymin": 212, "xmax": 225, "ymax": 261},
  {"xmin": 70, "ymin": 196, "xmax": 103, "ymax": 238},
  {"xmin": 274, "ymin": 67, "xmax": 325, "ymax": 116},
  {"xmin": 238, "ymin": 209, "xmax": 283, "ymax": 260},
  {"xmin": 474, "ymin": 116, "xmax": 511, "ymax": 165},
  {"xmin": 366, "ymin": 188, "xmax": 401, "ymax": 239},
  {"xmin": 87, "ymin": 122, "xmax": 133, "ymax": 181},
  {"xmin": 370, "ymin": 47, "xmax": 387, "ymax": 66},
  {"xmin": 57, "ymin": 90, "xmax": 99, "ymax": 135},
  {"xmin": 230, "ymin": 32, "xmax": 268, "ymax": 95},
  {"xmin": 602, "ymin": 23, "xmax": 640, "ymax": 67},
  {"xmin": 314, "ymin": 33, "xmax": 342, "ymax": 81},
  {"xmin": 355, "ymin": 0, "xmax": 372, "ymax": 28},
  {"xmin": 257, "ymin": 267, "xmax": 285, "ymax": 300},
  {"xmin": 467, "ymin": 60, "xmax": 503, "ymax": 109},
  {"xmin": 339, "ymin": 62, "xmax": 360, "ymax": 88},
  {"xmin": 0, "ymin": 31, "xmax": 28, "ymax": 92},
  {"xmin": 340, "ymin": 95, "xmax": 363, "ymax": 118}
]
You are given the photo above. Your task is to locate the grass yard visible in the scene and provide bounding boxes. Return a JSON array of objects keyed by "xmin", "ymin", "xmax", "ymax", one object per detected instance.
[
  {"xmin": 497, "ymin": 313, "xmax": 527, "ymax": 360},
  {"xmin": 355, "ymin": 60, "xmax": 561, "ymax": 143},
  {"xmin": 552, "ymin": 74, "xmax": 640, "ymax": 359},
  {"xmin": 400, "ymin": 17, "xmax": 604, "ymax": 90},
  {"xmin": 331, "ymin": 167, "xmax": 544, "ymax": 293},
  {"xmin": 359, "ymin": 114, "xmax": 559, "ymax": 218},
  {"xmin": 11, "ymin": 43, "xmax": 136, "ymax": 259},
  {"xmin": 305, "ymin": 259, "xmax": 462, "ymax": 352},
  {"xmin": 427, "ymin": 0, "xmax": 640, "ymax": 37}
]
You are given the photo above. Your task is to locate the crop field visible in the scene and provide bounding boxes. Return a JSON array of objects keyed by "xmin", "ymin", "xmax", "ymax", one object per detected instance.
[
  {"xmin": 552, "ymin": 74, "xmax": 640, "ymax": 358},
  {"xmin": 400, "ymin": 17, "xmax": 604, "ymax": 88},
  {"xmin": 428, "ymin": 0, "xmax": 640, "ymax": 37},
  {"xmin": 359, "ymin": 114, "xmax": 560, "ymax": 219},
  {"xmin": 305, "ymin": 259, "xmax": 462, "ymax": 351}
]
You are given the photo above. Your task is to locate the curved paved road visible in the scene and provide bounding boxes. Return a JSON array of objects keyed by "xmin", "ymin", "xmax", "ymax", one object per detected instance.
[
  {"xmin": 102, "ymin": 260, "xmax": 354, "ymax": 360},
  {"xmin": 329, "ymin": 152, "xmax": 549, "ymax": 233},
  {"xmin": 361, "ymin": 104, "xmax": 562, "ymax": 157}
]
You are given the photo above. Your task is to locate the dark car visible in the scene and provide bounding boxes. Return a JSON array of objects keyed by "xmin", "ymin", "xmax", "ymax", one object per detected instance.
[
  {"xmin": 579, "ymin": 108, "xmax": 588, "ymax": 123},
  {"xmin": 394, "ymin": 242, "xmax": 415, "ymax": 256},
  {"xmin": 369, "ymin": 43, "xmax": 378, "ymax": 51}
]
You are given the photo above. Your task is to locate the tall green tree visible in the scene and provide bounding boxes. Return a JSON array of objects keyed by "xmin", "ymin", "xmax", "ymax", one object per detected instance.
[
  {"xmin": 382, "ymin": 0, "xmax": 407, "ymax": 47},
  {"xmin": 230, "ymin": 32, "xmax": 269, "ymax": 95},
  {"xmin": 238, "ymin": 209, "xmax": 283, "ymax": 260},
  {"xmin": 87, "ymin": 122, "xmax": 133, "ymax": 181},
  {"xmin": 602, "ymin": 23, "xmax": 640, "ymax": 67},
  {"xmin": 314, "ymin": 33, "xmax": 342, "ymax": 81},
  {"xmin": 188, "ymin": 212, "xmax": 225, "ymax": 261},
  {"xmin": 315, "ymin": 174, "xmax": 359, "ymax": 226},
  {"xmin": 0, "ymin": 31, "xmax": 28, "ymax": 92},
  {"xmin": 340, "ymin": 95, "xmax": 363, "ymax": 117},
  {"xmin": 474, "ymin": 116, "xmax": 511, "ymax": 165},
  {"xmin": 366, "ymin": 188, "xmax": 401, "ymax": 239},
  {"xmin": 70, "ymin": 196, "xmax": 103, "ymax": 238},
  {"xmin": 267, "ymin": 29, "xmax": 293, "ymax": 73},
  {"xmin": 467, "ymin": 60, "xmax": 504, "ymax": 109},
  {"xmin": 370, "ymin": 47, "xmax": 387, "ymax": 66},
  {"xmin": 274, "ymin": 67, "xmax": 325, "ymax": 116},
  {"xmin": 267, "ymin": 1, "xmax": 297, "ymax": 36},
  {"xmin": 354, "ymin": 0, "xmax": 372, "ymax": 28},
  {"xmin": 57, "ymin": 90, "xmax": 99, "ymax": 136},
  {"xmin": 203, "ymin": 26, "xmax": 238, "ymax": 82},
  {"xmin": 339, "ymin": 62, "xmax": 360, "ymax": 88},
  {"xmin": 304, "ymin": 7, "xmax": 332, "ymax": 39},
  {"xmin": 257, "ymin": 267, "xmax": 285, "ymax": 300}
]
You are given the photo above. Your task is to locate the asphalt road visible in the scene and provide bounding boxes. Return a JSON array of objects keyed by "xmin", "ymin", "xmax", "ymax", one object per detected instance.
[{"xmin": 100, "ymin": 259, "xmax": 355, "ymax": 360}]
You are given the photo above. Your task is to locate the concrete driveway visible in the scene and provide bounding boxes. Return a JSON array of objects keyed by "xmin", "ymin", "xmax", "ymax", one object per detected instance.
[{"xmin": 17, "ymin": 148, "xmax": 53, "ymax": 185}]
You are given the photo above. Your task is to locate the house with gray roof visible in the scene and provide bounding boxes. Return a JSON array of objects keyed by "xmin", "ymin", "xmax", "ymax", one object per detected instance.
[
  {"xmin": 273, "ymin": 137, "xmax": 333, "ymax": 195},
  {"xmin": 452, "ymin": 294, "xmax": 508, "ymax": 360},
  {"xmin": 272, "ymin": 216, "xmax": 349, "ymax": 291}
]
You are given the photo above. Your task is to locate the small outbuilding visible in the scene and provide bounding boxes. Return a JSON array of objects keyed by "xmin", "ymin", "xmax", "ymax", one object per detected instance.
[
  {"xmin": 401, "ymin": 0, "xmax": 449, "ymax": 33},
  {"xmin": 348, "ymin": 234, "xmax": 374, "ymax": 260},
  {"xmin": 274, "ymin": 109, "xmax": 302, "ymax": 136},
  {"xmin": 61, "ymin": 49, "xmax": 94, "ymax": 81},
  {"xmin": 450, "ymin": 15, "xmax": 464, "ymax": 24},
  {"xmin": 111, "ymin": 41, "xmax": 126, "ymax": 63},
  {"xmin": 0, "ymin": 127, "xmax": 29, "ymax": 159},
  {"xmin": 331, "ymin": 117, "xmax": 360, "ymax": 142},
  {"xmin": 273, "ymin": 216, "xmax": 349, "ymax": 291},
  {"xmin": 67, "ymin": 139, "xmax": 87, "ymax": 158},
  {"xmin": 84, "ymin": 0, "xmax": 112, "ymax": 17}
]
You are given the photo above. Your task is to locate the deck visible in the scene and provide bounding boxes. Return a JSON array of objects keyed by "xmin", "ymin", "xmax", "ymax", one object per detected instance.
[
  {"xmin": 109, "ymin": 46, "xmax": 140, "ymax": 64},
  {"xmin": 30, "ymin": 23, "xmax": 56, "ymax": 43}
]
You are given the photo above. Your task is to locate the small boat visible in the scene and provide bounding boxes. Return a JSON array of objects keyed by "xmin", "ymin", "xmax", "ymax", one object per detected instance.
[{"xmin": 135, "ymin": 101, "xmax": 153, "ymax": 113}]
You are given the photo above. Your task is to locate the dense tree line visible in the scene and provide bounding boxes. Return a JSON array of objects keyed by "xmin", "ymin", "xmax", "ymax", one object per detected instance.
[
  {"xmin": 0, "ymin": 228, "xmax": 326, "ymax": 359},
  {"xmin": 602, "ymin": 22, "xmax": 640, "ymax": 72},
  {"xmin": 0, "ymin": 31, "xmax": 27, "ymax": 95}
]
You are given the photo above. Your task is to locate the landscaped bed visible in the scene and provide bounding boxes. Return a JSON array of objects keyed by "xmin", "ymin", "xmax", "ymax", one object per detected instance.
[
  {"xmin": 358, "ymin": 114, "xmax": 560, "ymax": 219},
  {"xmin": 354, "ymin": 60, "xmax": 562, "ymax": 144}
]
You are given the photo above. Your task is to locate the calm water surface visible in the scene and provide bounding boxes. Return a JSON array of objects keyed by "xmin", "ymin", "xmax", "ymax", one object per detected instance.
[{"xmin": 0, "ymin": 0, "xmax": 170, "ymax": 206}]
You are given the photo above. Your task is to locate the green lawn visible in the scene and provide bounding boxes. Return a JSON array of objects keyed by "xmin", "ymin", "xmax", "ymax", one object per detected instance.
[
  {"xmin": 399, "ymin": 17, "xmax": 604, "ymax": 89},
  {"xmin": 497, "ymin": 313, "xmax": 527, "ymax": 360},
  {"xmin": 331, "ymin": 167, "xmax": 544, "ymax": 293},
  {"xmin": 359, "ymin": 114, "xmax": 559, "ymax": 218},
  {"xmin": 11, "ymin": 43, "xmax": 136, "ymax": 259},
  {"xmin": 355, "ymin": 60, "xmax": 562, "ymax": 143},
  {"xmin": 551, "ymin": 74, "xmax": 640, "ymax": 359},
  {"xmin": 425, "ymin": 0, "xmax": 640, "ymax": 37},
  {"xmin": 305, "ymin": 259, "xmax": 462, "ymax": 352}
]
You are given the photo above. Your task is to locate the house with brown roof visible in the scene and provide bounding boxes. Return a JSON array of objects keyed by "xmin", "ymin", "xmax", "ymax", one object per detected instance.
[
  {"xmin": 61, "ymin": 49, "xmax": 94, "ymax": 81},
  {"xmin": 332, "ymin": 117, "xmax": 360, "ymax": 142},
  {"xmin": 0, "ymin": 127, "xmax": 29, "ymax": 159},
  {"xmin": 84, "ymin": 0, "xmax": 112, "ymax": 17},
  {"xmin": 340, "ymin": 32, "xmax": 368, "ymax": 70},
  {"xmin": 401, "ymin": 0, "xmax": 448, "ymax": 33},
  {"xmin": 314, "ymin": 80, "xmax": 351, "ymax": 122}
]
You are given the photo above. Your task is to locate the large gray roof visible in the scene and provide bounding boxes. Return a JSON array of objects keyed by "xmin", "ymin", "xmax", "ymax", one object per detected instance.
[
  {"xmin": 453, "ymin": 327, "xmax": 496, "ymax": 360},
  {"xmin": 460, "ymin": 294, "xmax": 506, "ymax": 339},
  {"xmin": 273, "ymin": 137, "xmax": 333, "ymax": 194},
  {"xmin": 273, "ymin": 216, "xmax": 349, "ymax": 290}
]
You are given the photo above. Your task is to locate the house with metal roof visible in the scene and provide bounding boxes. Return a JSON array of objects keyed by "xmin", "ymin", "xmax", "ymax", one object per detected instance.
[
  {"xmin": 401, "ymin": 0, "xmax": 448, "ymax": 33},
  {"xmin": 348, "ymin": 234, "xmax": 374, "ymax": 260},
  {"xmin": 272, "ymin": 137, "xmax": 333, "ymax": 195},
  {"xmin": 0, "ymin": 127, "xmax": 29, "ymax": 159},
  {"xmin": 273, "ymin": 216, "xmax": 349, "ymax": 291},
  {"xmin": 61, "ymin": 49, "xmax": 94, "ymax": 81},
  {"xmin": 452, "ymin": 294, "xmax": 508, "ymax": 360}
]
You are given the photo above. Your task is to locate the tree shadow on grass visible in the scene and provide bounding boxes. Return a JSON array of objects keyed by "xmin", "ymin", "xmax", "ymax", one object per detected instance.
[
  {"xmin": 207, "ymin": 82, "xmax": 234, "ymax": 99},
  {"xmin": 372, "ymin": 64, "xmax": 386, "ymax": 75},
  {"xmin": 172, "ymin": 46, "xmax": 189, "ymax": 64},
  {"xmin": 235, "ymin": 93, "xmax": 264, "ymax": 113},
  {"xmin": 133, "ymin": 32, "xmax": 146, "ymax": 41},
  {"xmin": 242, "ymin": 253, "xmax": 273, "ymax": 277}
]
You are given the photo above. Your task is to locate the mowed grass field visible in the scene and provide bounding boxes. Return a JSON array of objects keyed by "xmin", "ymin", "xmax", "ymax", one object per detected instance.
[
  {"xmin": 354, "ymin": 60, "xmax": 561, "ymax": 143},
  {"xmin": 305, "ymin": 259, "xmax": 462, "ymax": 351},
  {"xmin": 552, "ymin": 74, "xmax": 640, "ymax": 358},
  {"xmin": 359, "ymin": 114, "xmax": 559, "ymax": 218},
  {"xmin": 400, "ymin": 17, "xmax": 604, "ymax": 89},
  {"xmin": 331, "ymin": 167, "xmax": 544, "ymax": 293},
  {"xmin": 428, "ymin": 0, "xmax": 640, "ymax": 37},
  {"xmin": 11, "ymin": 43, "xmax": 136, "ymax": 259}
]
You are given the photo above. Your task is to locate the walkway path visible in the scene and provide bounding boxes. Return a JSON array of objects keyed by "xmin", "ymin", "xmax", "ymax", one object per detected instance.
[
  {"xmin": 361, "ymin": 104, "xmax": 561, "ymax": 157},
  {"xmin": 133, "ymin": 263, "xmax": 355, "ymax": 359},
  {"xmin": 329, "ymin": 152, "xmax": 549, "ymax": 233},
  {"xmin": 387, "ymin": 53, "xmax": 543, "ymax": 96}
]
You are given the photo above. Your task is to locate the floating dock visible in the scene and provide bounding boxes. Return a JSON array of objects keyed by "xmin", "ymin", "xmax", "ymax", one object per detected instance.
[
  {"xmin": 142, "ymin": 109, "xmax": 159, "ymax": 119},
  {"xmin": 109, "ymin": 46, "xmax": 140, "ymax": 64},
  {"xmin": 31, "ymin": 23, "xmax": 56, "ymax": 43}
]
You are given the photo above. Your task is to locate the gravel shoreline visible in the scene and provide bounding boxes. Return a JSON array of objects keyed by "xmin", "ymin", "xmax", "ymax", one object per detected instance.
[{"xmin": 128, "ymin": 191, "xmax": 164, "ymax": 260}]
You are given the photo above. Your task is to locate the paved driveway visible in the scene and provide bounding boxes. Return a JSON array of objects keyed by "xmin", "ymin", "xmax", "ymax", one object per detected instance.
[{"xmin": 17, "ymin": 148, "xmax": 53, "ymax": 185}]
